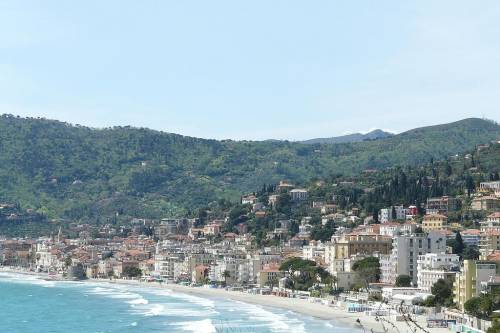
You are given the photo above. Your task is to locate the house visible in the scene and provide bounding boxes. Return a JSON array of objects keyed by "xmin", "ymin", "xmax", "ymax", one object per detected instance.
[
  {"xmin": 257, "ymin": 263, "xmax": 283, "ymax": 287},
  {"xmin": 480, "ymin": 212, "xmax": 500, "ymax": 232},
  {"xmin": 461, "ymin": 229, "xmax": 481, "ymax": 247},
  {"xmin": 479, "ymin": 230, "xmax": 500, "ymax": 259},
  {"xmin": 422, "ymin": 214, "xmax": 448, "ymax": 232},
  {"xmin": 426, "ymin": 196, "xmax": 459, "ymax": 215},
  {"xmin": 241, "ymin": 195, "xmax": 257, "ymax": 205},
  {"xmin": 277, "ymin": 180, "xmax": 294, "ymax": 192},
  {"xmin": 379, "ymin": 206, "xmax": 406, "ymax": 223},
  {"xmin": 290, "ymin": 189, "xmax": 308, "ymax": 201},
  {"xmin": 471, "ymin": 196, "xmax": 500, "ymax": 211},
  {"xmin": 268, "ymin": 195, "xmax": 279, "ymax": 206},
  {"xmin": 480, "ymin": 181, "xmax": 500, "ymax": 193}
]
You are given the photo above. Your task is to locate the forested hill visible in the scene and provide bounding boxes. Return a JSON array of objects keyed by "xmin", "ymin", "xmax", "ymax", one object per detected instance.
[
  {"xmin": 0, "ymin": 115, "xmax": 499, "ymax": 221},
  {"xmin": 300, "ymin": 129, "xmax": 393, "ymax": 144}
]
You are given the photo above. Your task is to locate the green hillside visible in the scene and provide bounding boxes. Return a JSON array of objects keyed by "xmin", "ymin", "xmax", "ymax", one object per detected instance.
[{"xmin": 0, "ymin": 115, "xmax": 499, "ymax": 222}]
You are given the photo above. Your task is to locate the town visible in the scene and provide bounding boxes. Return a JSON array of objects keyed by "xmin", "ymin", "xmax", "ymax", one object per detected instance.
[{"xmin": 1, "ymin": 171, "xmax": 500, "ymax": 333}]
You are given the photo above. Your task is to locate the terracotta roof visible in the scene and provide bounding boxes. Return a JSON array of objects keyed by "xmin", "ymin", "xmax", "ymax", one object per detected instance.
[
  {"xmin": 424, "ymin": 214, "xmax": 448, "ymax": 219},
  {"xmin": 461, "ymin": 229, "xmax": 481, "ymax": 235},
  {"xmin": 486, "ymin": 251, "xmax": 500, "ymax": 261}
]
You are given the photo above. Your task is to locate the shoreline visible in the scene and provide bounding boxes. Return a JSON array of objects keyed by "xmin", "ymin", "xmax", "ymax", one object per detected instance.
[{"xmin": 0, "ymin": 267, "xmax": 446, "ymax": 333}]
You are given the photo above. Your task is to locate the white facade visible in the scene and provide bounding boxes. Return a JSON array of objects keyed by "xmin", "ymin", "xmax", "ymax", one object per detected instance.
[
  {"xmin": 379, "ymin": 223, "xmax": 418, "ymax": 237},
  {"xmin": 379, "ymin": 205, "xmax": 406, "ymax": 223},
  {"xmin": 416, "ymin": 253, "xmax": 460, "ymax": 292},
  {"xmin": 290, "ymin": 189, "xmax": 308, "ymax": 201},
  {"xmin": 381, "ymin": 231, "xmax": 447, "ymax": 285}
]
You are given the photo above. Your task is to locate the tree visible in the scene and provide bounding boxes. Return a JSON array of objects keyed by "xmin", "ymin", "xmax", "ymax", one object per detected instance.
[
  {"xmin": 352, "ymin": 257, "xmax": 381, "ymax": 289},
  {"xmin": 452, "ymin": 232, "xmax": 465, "ymax": 255},
  {"xmin": 431, "ymin": 279, "xmax": 453, "ymax": 306},
  {"xmin": 222, "ymin": 270, "xmax": 231, "ymax": 286},
  {"xmin": 462, "ymin": 245, "xmax": 480, "ymax": 260},
  {"xmin": 64, "ymin": 256, "xmax": 72, "ymax": 268},
  {"xmin": 395, "ymin": 275, "xmax": 412, "ymax": 287},
  {"xmin": 122, "ymin": 266, "xmax": 142, "ymax": 278},
  {"xmin": 279, "ymin": 257, "xmax": 330, "ymax": 291},
  {"xmin": 465, "ymin": 294, "xmax": 494, "ymax": 320}
]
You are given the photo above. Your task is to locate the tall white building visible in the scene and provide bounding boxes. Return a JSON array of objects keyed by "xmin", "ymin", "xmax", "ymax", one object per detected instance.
[{"xmin": 380, "ymin": 231, "xmax": 447, "ymax": 285}]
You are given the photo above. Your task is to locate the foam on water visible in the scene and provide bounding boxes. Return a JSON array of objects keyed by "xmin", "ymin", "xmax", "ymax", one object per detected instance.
[
  {"xmin": 0, "ymin": 272, "xmax": 356, "ymax": 333},
  {"xmin": 171, "ymin": 318, "xmax": 216, "ymax": 333},
  {"xmin": 234, "ymin": 300, "xmax": 307, "ymax": 333},
  {"xmin": 0, "ymin": 272, "xmax": 56, "ymax": 288}
]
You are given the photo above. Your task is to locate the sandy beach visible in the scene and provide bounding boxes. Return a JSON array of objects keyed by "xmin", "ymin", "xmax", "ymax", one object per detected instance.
[
  {"xmin": 105, "ymin": 279, "xmax": 447, "ymax": 333},
  {"xmin": 0, "ymin": 268, "xmax": 447, "ymax": 333}
]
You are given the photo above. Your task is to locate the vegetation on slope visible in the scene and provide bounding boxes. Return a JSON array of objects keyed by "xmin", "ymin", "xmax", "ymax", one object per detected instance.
[{"xmin": 0, "ymin": 115, "xmax": 498, "ymax": 223}]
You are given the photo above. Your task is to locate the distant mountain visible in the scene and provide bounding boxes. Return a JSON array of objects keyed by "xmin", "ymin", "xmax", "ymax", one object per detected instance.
[
  {"xmin": 300, "ymin": 129, "xmax": 394, "ymax": 144},
  {"xmin": 0, "ymin": 115, "xmax": 498, "ymax": 222}
]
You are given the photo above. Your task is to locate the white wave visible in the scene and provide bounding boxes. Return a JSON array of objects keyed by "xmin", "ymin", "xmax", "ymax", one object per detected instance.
[
  {"xmin": 129, "ymin": 302, "xmax": 217, "ymax": 318},
  {"xmin": 128, "ymin": 298, "xmax": 149, "ymax": 305},
  {"xmin": 234, "ymin": 301, "xmax": 306, "ymax": 333},
  {"xmin": 171, "ymin": 319, "xmax": 216, "ymax": 333},
  {"xmin": 0, "ymin": 272, "xmax": 56, "ymax": 288},
  {"xmin": 158, "ymin": 289, "xmax": 215, "ymax": 308}
]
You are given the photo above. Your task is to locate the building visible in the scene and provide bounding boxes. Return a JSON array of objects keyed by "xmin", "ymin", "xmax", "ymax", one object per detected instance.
[
  {"xmin": 379, "ymin": 222, "xmax": 418, "ymax": 237},
  {"xmin": 426, "ymin": 196, "xmax": 459, "ymax": 215},
  {"xmin": 257, "ymin": 263, "xmax": 283, "ymax": 287},
  {"xmin": 480, "ymin": 181, "xmax": 500, "ymax": 192},
  {"xmin": 422, "ymin": 214, "xmax": 448, "ymax": 233},
  {"xmin": 480, "ymin": 212, "xmax": 500, "ymax": 232},
  {"xmin": 380, "ymin": 231, "xmax": 447, "ymax": 285},
  {"xmin": 461, "ymin": 229, "xmax": 481, "ymax": 247},
  {"xmin": 268, "ymin": 194, "xmax": 279, "ymax": 206},
  {"xmin": 479, "ymin": 231, "xmax": 500, "ymax": 259},
  {"xmin": 417, "ymin": 253, "xmax": 460, "ymax": 292},
  {"xmin": 277, "ymin": 180, "xmax": 294, "ymax": 192},
  {"xmin": 241, "ymin": 195, "xmax": 257, "ymax": 205},
  {"xmin": 471, "ymin": 196, "xmax": 500, "ymax": 211},
  {"xmin": 290, "ymin": 189, "xmax": 308, "ymax": 201},
  {"xmin": 453, "ymin": 260, "xmax": 497, "ymax": 311},
  {"xmin": 379, "ymin": 206, "xmax": 406, "ymax": 223},
  {"xmin": 329, "ymin": 233, "xmax": 392, "ymax": 260},
  {"xmin": 192, "ymin": 265, "xmax": 209, "ymax": 284}
]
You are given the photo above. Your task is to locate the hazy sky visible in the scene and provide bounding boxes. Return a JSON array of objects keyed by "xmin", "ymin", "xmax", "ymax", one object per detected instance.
[{"xmin": 1, "ymin": 1, "xmax": 499, "ymax": 140}]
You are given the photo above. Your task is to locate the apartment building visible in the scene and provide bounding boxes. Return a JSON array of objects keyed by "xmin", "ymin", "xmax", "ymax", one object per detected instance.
[
  {"xmin": 426, "ymin": 196, "xmax": 459, "ymax": 215},
  {"xmin": 417, "ymin": 253, "xmax": 460, "ymax": 292},
  {"xmin": 380, "ymin": 231, "xmax": 447, "ymax": 285},
  {"xmin": 422, "ymin": 214, "xmax": 448, "ymax": 233},
  {"xmin": 329, "ymin": 233, "xmax": 392, "ymax": 260},
  {"xmin": 453, "ymin": 260, "xmax": 497, "ymax": 311}
]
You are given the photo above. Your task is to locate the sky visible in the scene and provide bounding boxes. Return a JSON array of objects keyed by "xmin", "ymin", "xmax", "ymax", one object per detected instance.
[{"xmin": 0, "ymin": 1, "xmax": 499, "ymax": 140}]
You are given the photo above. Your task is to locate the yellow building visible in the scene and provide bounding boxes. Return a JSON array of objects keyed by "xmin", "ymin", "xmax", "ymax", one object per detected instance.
[
  {"xmin": 329, "ymin": 233, "xmax": 392, "ymax": 259},
  {"xmin": 422, "ymin": 214, "xmax": 448, "ymax": 233},
  {"xmin": 453, "ymin": 260, "xmax": 497, "ymax": 311}
]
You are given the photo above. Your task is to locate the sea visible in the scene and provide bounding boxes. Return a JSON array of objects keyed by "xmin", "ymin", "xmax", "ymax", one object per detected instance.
[{"xmin": 0, "ymin": 272, "xmax": 358, "ymax": 333}]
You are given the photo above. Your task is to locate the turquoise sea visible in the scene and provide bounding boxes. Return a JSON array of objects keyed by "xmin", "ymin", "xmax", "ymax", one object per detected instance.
[{"xmin": 0, "ymin": 272, "xmax": 357, "ymax": 333}]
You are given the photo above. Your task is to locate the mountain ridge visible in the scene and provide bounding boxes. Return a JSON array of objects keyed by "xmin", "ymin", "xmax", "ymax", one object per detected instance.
[
  {"xmin": 300, "ymin": 129, "xmax": 394, "ymax": 144},
  {"xmin": 0, "ymin": 115, "xmax": 499, "ymax": 222}
]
